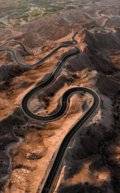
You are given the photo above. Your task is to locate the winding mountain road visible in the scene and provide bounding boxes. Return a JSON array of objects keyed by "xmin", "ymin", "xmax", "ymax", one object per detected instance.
[
  {"xmin": 37, "ymin": 87, "xmax": 100, "ymax": 193},
  {"xmin": 0, "ymin": 32, "xmax": 78, "ymax": 69},
  {"xmin": 21, "ymin": 35, "xmax": 100, "ymax": 193}
]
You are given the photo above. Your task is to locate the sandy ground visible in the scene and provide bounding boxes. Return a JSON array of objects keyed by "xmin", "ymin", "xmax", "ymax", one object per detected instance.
[{"xmin": 0, "ymin": 1, "xmax": 120, "ymax": 193}]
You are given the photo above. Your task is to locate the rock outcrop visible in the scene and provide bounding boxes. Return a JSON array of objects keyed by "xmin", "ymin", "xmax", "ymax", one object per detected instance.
[{"xmin": 0, "ymin": 2, "xmax": 120, "ymax": 193}]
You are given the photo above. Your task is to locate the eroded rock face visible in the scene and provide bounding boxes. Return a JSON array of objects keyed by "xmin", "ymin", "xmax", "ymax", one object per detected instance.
[{"xmin": 0, "ymin": 2, "xmax": 120, "ymax": 193}]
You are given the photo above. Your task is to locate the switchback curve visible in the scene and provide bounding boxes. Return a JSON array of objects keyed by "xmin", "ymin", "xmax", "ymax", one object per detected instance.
[{"xmin": 21, "ymin": 37, "xmax": 100, "ymax": 193}]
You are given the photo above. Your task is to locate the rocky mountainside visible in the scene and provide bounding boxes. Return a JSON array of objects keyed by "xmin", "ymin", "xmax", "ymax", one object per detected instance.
[{"xmin": 0, "ymin": 2, "xmax": 120, "ymax": 193}]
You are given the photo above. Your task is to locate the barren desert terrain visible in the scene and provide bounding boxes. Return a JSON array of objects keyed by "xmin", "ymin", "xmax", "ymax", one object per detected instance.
[{"xmin": 0, "ymin": 0, "xmax": 120, "ymax": 193}]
